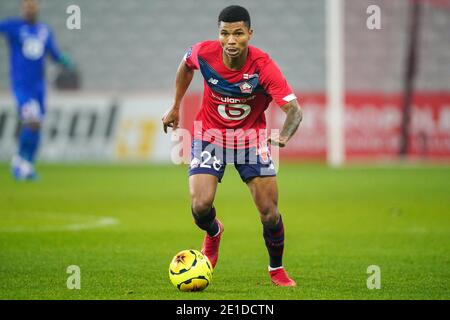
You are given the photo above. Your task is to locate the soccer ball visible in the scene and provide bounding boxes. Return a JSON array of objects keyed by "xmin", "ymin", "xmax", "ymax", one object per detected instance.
[{"xmin": 169, "ymin": 249, "xmax": 213, "ymax": 292}]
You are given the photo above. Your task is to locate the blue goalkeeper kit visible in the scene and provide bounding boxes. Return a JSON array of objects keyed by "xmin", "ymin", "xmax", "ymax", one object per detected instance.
[{"xmin": 0, "ymin": 17, "xmax": 70, "ymax": 179}]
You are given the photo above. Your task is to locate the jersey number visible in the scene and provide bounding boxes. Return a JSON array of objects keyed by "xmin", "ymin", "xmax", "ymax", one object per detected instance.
[
  {"xmin": 217, "ymin": 104, "xmax": 251, "ymax": 121},
  {"xmin": 200, "ymin": 151, "xmax": 222, "ymax": 171}
]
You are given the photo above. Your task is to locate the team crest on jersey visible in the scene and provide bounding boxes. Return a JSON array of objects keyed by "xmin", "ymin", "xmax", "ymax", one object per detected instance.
[{"xmin": 239, "ymin": 82, "xmax": 253, "ymax": 94}]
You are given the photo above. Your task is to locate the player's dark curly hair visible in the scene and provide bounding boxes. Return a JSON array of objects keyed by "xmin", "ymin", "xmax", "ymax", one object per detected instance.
[{"xmin": 218, "ymin": 5, "xmax": 251, "ymax": 29}]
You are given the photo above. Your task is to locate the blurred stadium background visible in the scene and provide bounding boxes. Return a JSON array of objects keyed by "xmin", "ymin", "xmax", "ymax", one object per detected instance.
[
  {"xmin": 1, "ymin": 0, "xmax": 450, "ymax": 300},
  {"xmin": 1, "ymin": 0, "xmax": 448, "ymax": 164}
]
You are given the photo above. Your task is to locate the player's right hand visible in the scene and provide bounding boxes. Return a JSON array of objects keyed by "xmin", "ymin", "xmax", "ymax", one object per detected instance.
[{"xmin": 162, "ymin": 107, "xmax": 180, "ymax": 133}]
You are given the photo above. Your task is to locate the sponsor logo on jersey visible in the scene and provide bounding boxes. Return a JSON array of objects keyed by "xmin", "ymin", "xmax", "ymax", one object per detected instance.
[
  {"xmin": 218, "ymin": 104, "xmax": 251, "ymax": 121},
  {"xmin": 211, "ymin": 92, "xmax": 255, "ymax": 104},
  {"xmin": 239, "ymin": 82, "xmax": 253, "ymax": 94},
  {"xmin": 22, "ymin": 37, "xmax": 44, "ymax": 60}
]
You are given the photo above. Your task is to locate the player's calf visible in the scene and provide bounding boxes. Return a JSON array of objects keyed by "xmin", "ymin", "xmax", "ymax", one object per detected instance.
[
  {"xmin": 262, "ymin": 214, "xmax": 285, "ymax": 268},
  {"xmin": 192, "ymin": 206, "xmax": 224, "ymax": 268},
  {"xmin": 192, "ymin": 206, "xmax": 220, "ymax": 237},
  {"xmin": 261, "ymin": 215, "xmax": 296, "ymax": 286},
  {"xmin": 13, "ymin": 118, "xmax": 41, "ymax": 180}
]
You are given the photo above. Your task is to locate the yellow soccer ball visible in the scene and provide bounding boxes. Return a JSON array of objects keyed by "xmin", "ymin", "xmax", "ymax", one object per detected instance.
[{"xmin": 169, "ymin": 249, "xmax": 213, "ymax": 292}]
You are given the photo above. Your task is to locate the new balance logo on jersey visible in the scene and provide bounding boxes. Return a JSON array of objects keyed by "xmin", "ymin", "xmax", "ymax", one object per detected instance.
[
  {"xmin": 239, "ymin": 82, "xmax": 253, "ymax": 94},
  {"xmin": 208, "ymin": 77, "xmax": 219, "ymax": 85}
]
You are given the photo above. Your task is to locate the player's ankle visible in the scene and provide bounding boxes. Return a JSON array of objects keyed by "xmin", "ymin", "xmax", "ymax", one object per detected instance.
[
  {"xmin": 211, "ymin": 223, "xmax": 221, "ymax": 237},
  {"xmin": 268, "ymin": 265, "xmax": 284, "ymax": 272}
]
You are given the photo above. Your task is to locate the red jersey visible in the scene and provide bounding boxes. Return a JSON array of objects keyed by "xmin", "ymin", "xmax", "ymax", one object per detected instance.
[{"xmin": 184, "ymin": 40, "xmax": 296, "ymax": 149}]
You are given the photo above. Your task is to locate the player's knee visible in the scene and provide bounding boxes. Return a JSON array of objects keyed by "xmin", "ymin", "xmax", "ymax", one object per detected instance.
[
  {"xmin": 191, "ymin": 197, "xmax": 214, "ymax": 216},
  {"xmin": 258, "ymin": 204, "xmax": 279, "ymax": 226}
]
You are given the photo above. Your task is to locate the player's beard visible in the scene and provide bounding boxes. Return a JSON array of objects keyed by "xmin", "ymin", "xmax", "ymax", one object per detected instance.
[{"xmin": 25, "ymin": 13, "xmax": 38, "ymax": 24}]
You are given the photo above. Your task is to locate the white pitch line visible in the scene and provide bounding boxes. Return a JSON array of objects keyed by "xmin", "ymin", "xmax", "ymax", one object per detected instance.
[
  {"xmin": 59, "ymin": 217, "xmax": 119, "ymax": 231},
  {"xmin": 0, "ymin": 216, "xmax": 119, "ymax": 233}
]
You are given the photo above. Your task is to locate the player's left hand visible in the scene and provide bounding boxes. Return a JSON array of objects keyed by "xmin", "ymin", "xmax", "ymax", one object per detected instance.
[
  {"xmin": 60, "ymin": 53, "xmax": 75, "ymax": 70},
  {"xmin": 268, "ymin": 132, "xmax": 289, "ymax": 148}
]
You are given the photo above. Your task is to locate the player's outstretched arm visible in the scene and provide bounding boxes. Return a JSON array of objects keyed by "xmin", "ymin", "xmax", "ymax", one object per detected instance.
[
  {"xmin": 0, "ymin": 19, "xmax": 14, "ymax": 35},
  {"xmin": 269, "ymin": 99, "xmax": 303, "ymax": 147},
  {"xmin": 47, "ymin": 29, "xmax": 74, "ymax": 69},
  {"xmin": 162, "ymin": 60, "xmax": 195, "ymax": 133}
]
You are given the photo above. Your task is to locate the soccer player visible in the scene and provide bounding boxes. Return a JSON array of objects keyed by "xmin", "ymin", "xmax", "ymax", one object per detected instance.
[
  {"xmin": 162, "ymin": 5, "xmax": 302, "ymax": 287},
  {"xmin": 0, "ymin": 0, "xmax": 73, "ymax": 180}
]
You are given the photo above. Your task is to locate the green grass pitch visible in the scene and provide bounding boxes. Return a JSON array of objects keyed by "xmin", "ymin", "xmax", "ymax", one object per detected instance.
[{"xmin": 1, "ymin": 163, "xmax": 449, "ymax": 299}]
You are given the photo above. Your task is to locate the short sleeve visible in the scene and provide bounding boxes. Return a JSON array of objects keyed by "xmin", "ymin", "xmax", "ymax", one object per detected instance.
[
  {"xmin": 183, "ymin": 42, "xmax": 203, "ymax": 70},
  {"xmin": 259, "ymin": 59, "xmax": 296, "ymax": 107}
]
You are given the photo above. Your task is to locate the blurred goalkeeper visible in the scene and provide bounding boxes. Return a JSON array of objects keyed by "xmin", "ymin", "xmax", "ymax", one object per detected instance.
[
  {"xmin": 162, "ymin": 5, "xmax": 302, "ymax": 286},
  {"xmin": 0, "ymin": 0, "xmax": 73, "ymax": 180}
]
